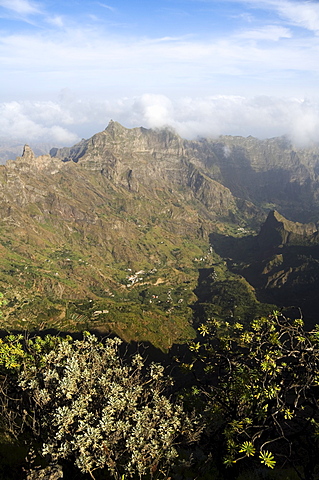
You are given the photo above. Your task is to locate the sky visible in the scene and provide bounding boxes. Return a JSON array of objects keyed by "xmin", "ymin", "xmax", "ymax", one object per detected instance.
[{"xmin": 0, "ymin": 0, "xmax": 319, "ymax": 146}]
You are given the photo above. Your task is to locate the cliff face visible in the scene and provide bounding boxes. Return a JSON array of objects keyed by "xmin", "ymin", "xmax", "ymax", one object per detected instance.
[
  {"xmin": 4, "ymin": 122, "xmax": 319, "ymax": 295},
  {"xmin": 50, "ymin": 121, "xmax": 237, "ymax": 215},
  {"xmin": 50, "ymin": 123, "xmax": 319, "ymax": 222},
  {"xmin": 211, "ymin": 210, "xmax": 319, "ymax": 326},
  {"xmin": 1, "ymin": 123, "xmax": 238, "ymax": 227},
  {"xmin": 186, "ymin": 135, "xmax": 319, "ymax": 222}
]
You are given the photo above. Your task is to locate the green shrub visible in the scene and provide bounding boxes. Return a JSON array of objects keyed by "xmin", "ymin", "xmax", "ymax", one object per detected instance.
[{"xmin": 186, "ymin": 314, "xmax": 319, "ymax": 479}]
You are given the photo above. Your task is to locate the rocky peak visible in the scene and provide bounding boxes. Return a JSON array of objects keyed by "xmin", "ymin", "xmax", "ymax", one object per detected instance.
[
  {"xmin": 258, "ymin": 210, "xmax": 318, "ymax": 248},
  {"xmin": 22, "ymin": 144, "xmax": 36, "ymax": 162},
  {"xmin": 52, "ymin": 122, "xmax": 186, "ymax": 172},
  {"xmin": 6, "ymin": 145, "xmax": 62, "ymax": 174},
  {"xmin": 105, "ymin": 120, "xmax": 128, "ymax": 137},
  {"xmin": 271, "ymin": 211, "xmax": 316, "ymax": 235}
]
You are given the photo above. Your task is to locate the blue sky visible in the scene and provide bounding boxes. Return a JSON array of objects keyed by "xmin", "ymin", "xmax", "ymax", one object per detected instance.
[{"xmin": 0, "ymin": 0, "xmax": 319, "ymax": 145}]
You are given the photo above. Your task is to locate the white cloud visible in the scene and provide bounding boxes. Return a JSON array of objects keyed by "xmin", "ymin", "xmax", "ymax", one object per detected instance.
[
  {"xmin": 0, "ymin": 101, "xmax": 79, "ymax": 144},
  {"xmin": 0, "ymin": 1, "xmax": 318, "ymax": 99},
  {"xmin": 287, "ymin": 100, "xmax": 319, "ymax": 146},
  {"xmin": 274, "ymin": 0, "xmax": 319, "ymax": 33},
  {"xmin": 0, "ymin": 0, "xmax": 318, "ymax": 148},
  {"xmin": 132, "ymin": 95, "xmax": 174, "ymax": 128},
  {"xmin": 0, "ymin": 94, "xmax": 319, "ymax": 147},
  {"xmin": 0, "ymin": 25, "xmax": 318, "ymax": 101},
  {"xmin": 97, "ymin": 3, "xmax": 116, "ymax": 13},
  {"xmin": 46, "ymin": 15, "xmax": 65, "ymax": 28},
  {"xmin": 0, "ymin": 0, "xmax": 41, "ymax": 16},
  {"xmin": 236, "ymin": 25, "xmax": 291, "ymax": 41},
  {"xmin": 241, "ymin": 0, "xmax": 319, "ymax": 33}
]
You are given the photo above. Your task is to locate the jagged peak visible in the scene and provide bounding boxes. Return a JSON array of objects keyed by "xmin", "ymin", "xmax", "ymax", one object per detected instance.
[
  {"xmin": 105, "ymin": 120, "xmax": 129, "ymax": 135},
  {"xmin": 104, "ymin": 120, "xmax": 179, "ymax": 140},
  {"xmin": 258, "ymin": 210, "xmax": 318, "ymax": 248},
  {"xmin": 22, "ymin": 144, "xmax": 35, "ymax": 161},
  {"xmin": 267, "ymin": 210, "xmax": 317, "ymax": 234}
]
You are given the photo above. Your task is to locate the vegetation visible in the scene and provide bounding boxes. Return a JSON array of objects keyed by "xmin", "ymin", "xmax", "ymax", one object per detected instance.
[
  {"xmin": 3, "ymin": 118, "xmax": 319, "ymax": 479},
  {"xmin": 1, "ymin": 309, "xmax": 319, "ymax": 479},
  {"xmin": 0, "ymin": 332, "xmax": 198, "ymax": 479},
  {"xmin": 184, "ymin": 313, "xmax": 319, "ymax": 479}
]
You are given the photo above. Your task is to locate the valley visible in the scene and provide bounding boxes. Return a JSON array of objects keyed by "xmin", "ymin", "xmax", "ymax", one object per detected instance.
[{"xmin": 1, "ymin": 121, "xmax": 319, "ymax": 348}]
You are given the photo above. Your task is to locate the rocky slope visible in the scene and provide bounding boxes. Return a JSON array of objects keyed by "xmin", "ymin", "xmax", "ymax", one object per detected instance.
[
  {"xmin": 257, "ymin": 210, "xmax": 319, "ymax": 248},
  {"xmin": 52, "ymin": 124, "xmax": 319, "ymax": 222},
  {"xmin": 187, "ymin": 135, "xmax": 319, "ymax": 222},
  {"xmin": 0, "ymin": 141, "xmax": 56, "ymax": 165},
  {"xmin": 1, "ymin": 121, "xmax": 319, "ymax": 346},
  {"xmin": 211, "ymin": 209, "xmax": 319, "ymax": 327},
  {"xmin": 0, "ymin": 122, "xmax": 244, "ymax": 348}
]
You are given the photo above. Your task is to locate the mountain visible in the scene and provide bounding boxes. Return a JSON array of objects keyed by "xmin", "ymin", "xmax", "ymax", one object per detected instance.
[
  {"xmin": 187, "ymin": 135, "xmax": 319, "ymax": 222},
  {"xmin": 257, "ymin": 210, "xmax": 319, "ymax": 248},
  {"xmin": 211, "ymin": 209, "xmax": 319, "ymax": 326},
  {"xmin": 0, "ymin": 122, "xmax": 242, "ymax": 348},
  {"xmin": 1, "ymin": 121, "xmax": 319, "ymax": 347}
]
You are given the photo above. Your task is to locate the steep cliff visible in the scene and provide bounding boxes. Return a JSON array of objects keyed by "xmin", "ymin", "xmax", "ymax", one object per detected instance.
[
  {"xmin": 187, "ymin": 135, "xmax": 319, "ymax": 222},
  {"xmin": 212, "ymin": 210, "xmax": 319, "ymax": 326},
  {"xmin": 50, "ymin": 121, "xmax": 236, "ymax": 215},
  {"xmin": 257, "ymin": 210, "xmax": 318, "ymax": 248}
]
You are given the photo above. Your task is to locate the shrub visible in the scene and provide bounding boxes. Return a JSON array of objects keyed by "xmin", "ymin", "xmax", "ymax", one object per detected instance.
[
  {"xmin": 0, "ymin": 333, "xmax": 195, "ymax": 479},
  {"xmin": 187, "ymin": 313, "xmax": 319, "ymax": 479}
]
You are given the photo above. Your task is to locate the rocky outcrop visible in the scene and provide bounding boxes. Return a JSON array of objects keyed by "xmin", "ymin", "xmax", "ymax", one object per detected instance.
[
  {"xmin": 2, "ymin": 121, "xmax": 319, "ymax": 340},
  {"xmin": 258, "ymin": 210, "xmax": 318, "ymax": 249},
  {"xmin": 0, "ymin": 122, "xmax": 242, "ymax": 304},
  {"xmin": 22, "ymin": 144, "xmax": 36, "ymax": 161},
  {"xmin": 6, "ymin": 144, "xmax": 62, "ymax": 174},
  {"xmin": 186, "ymin": 162, "xmax": 235, "ymax": 214},
  {"xmin": 48, "ymin": 122, "xmax": 319, "ymax": 222}
]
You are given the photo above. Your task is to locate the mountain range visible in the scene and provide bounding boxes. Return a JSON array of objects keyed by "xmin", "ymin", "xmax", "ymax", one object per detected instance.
[{"xmin": 1, "ymin": 121, "xmax": 319, "ymax": 348}]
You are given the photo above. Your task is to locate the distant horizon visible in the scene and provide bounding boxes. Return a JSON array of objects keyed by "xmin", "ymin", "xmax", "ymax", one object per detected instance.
[{"xmin": 1, "ymin": 0, "xmax": 319, "ymax": 146}]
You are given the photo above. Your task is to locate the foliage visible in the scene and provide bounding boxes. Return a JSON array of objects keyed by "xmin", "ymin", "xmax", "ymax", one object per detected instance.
[
  {"xmin": 0, "ymin": 333, "xmax": 196, "ymax": 480},
  {"xmin": 188, "ymin": 313, "xmax": 319, "ymax": 479},
  {"xmin": 193, "ymin": 273, "xmax": 275, "ymax": 328}
]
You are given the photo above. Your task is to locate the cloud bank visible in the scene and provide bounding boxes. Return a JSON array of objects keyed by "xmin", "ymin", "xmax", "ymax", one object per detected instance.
[{"xmin": 1, "ymin": 93, "xmax": 319, "ymax": 147}]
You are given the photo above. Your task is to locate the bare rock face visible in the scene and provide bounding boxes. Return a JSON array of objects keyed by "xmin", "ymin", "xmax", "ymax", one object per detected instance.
[
  {"xmin": 6, "ymin": 144, "xmax": 62, "ymax": 174},
  {"xmin": 50, "ymin": 121, "xmax": 236, "ymax": 216},
  {"xmin": 2, "ymin": 121, "xmax": 319, "ymax": 343},
  {"xmin": 270, "ymin": 210, "xmax": 317, "ymax": 237},
  {"xmin": 0, "ymin": 123, "xmax": 241, "ymax": 292},
  {"xmin": 4, "ymin": 123, "xmax": 319, "ymax": 240},
  {"xmin": 22, "ymin": 144, "xmax": 36, "ymax": 162},
  {"xmin": 50, "ymin": 122, "xmax": 319, "ymax": 223},
  {"xmin": 188, "ymin": 135, "xmax": 319, "ymax": 222}
]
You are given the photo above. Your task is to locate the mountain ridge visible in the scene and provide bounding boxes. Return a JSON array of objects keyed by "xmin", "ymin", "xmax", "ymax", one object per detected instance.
[
  {"xmin": 1, "ymin": 122, "xmax": 319, "ymax": 346},
  {"xmin": 50, "ymin": 121, "xmax": 319, "ymax": 222}
]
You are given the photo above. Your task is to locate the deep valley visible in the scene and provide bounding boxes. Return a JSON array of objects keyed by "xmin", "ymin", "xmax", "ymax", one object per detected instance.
[{"xmin": 1, "ymin": 121, "xmax": 319, "ymax": 348}]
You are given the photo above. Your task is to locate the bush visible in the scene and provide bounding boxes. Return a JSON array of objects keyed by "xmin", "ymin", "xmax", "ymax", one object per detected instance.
[
  {"xmin": 0, "ymin": 333, "xmax": 196, "ymax": 479},
  {"xmin": 187, "ymin": 313, "xmax": 319, "ymax": 479}
]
